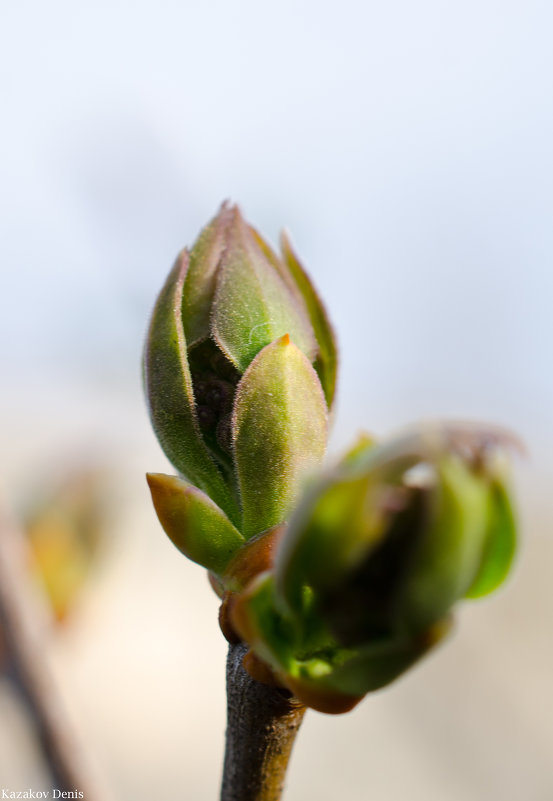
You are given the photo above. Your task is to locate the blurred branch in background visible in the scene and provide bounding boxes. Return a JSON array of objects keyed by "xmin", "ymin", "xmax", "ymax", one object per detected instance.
[{"xmin": 0, "ymin": 471, "xmax": 109, "ymax": 798}]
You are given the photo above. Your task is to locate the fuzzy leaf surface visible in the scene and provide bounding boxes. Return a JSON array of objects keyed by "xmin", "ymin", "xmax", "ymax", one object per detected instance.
[
  {"xmin": 143, "ymin": 252, "xmax": 239, "ymax": 523},
  {"xmin": 212, "ymin": 212, "xmax": 317, "ymax": 372},
  {"xmin": 147, "ymin": 473, "xmax": 244, "ymax": 573},
  {"xmin": 281, "ymin": 232, "xmax": 338, "ymax": 409},
  {"xmin": 182, "ymin": 203, "xmax": 232, "ymax": 345},
  {"xmin": 232, "ymin": 336, "xmax": 327, "ymax": 538}
]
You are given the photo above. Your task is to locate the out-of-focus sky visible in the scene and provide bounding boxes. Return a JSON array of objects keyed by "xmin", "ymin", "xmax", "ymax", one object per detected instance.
[{"xmin": 1, "ymin": 1, "xmax": 552, "ymax": 799}]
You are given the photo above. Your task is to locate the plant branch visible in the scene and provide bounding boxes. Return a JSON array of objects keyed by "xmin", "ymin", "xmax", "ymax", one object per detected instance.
[
  {"xmin": 0, "ymin": 504, "xmax": 101, "ymax": 798},
  {"xmin": 221, "ymin": 642, "xmax": 306, "ymax": 801}
]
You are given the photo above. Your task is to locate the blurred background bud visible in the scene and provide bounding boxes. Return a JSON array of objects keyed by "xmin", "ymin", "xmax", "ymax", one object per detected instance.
[{"xmin": 23, "ymin": 468, "xmax": 110, "ymax": 623}]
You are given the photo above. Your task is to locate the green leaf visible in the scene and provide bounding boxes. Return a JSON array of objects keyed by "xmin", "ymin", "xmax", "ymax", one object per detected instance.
[
  {"xmin": 232, "ymin": 572, "xmax": 298, "ymax": 674},
  {"xmin": 143, "ymin": 251, "xmax": 239, "ymax": 524},
  {"xmin": 233, "ymin": 572, "xmax": 450, "ymax": 701},
  {"xmin": 297, "ymin": 617, "xmax": 452, "ymax": 696},
  {"xmin": 182, "ymin": 203, "xmax": 232, "ymax": 346},
  {"xmin": 275, "ymin": 435, "xmax": 419, "ymax": 615},
  {"xmin": 146, "ymin": 473, "xmax": 244, "ymax": 574},
  {"xmin": 247, "ymin": 225, "xmax": 303, "ymax": 300},
  {"xmin": 275, "ymin": 472, "xmax": 375, "ymax": 613},
  {"xmin": 280, "ymin": 232, "xmax": 338, "ymax": 410},
  {"xmin": 211, "ymin": 210, "xmax": 317, "ymax": 373},
  {"xmin": 398, "ymin": 457, "xmax": 491, "ymax": 632},
  {"xmin": 465, "ymin": 480, "xmax": 517, "ymax": 599},
  {"xmin": 232, "ymin": 335, "xmax": 328, "ymax": 538}
]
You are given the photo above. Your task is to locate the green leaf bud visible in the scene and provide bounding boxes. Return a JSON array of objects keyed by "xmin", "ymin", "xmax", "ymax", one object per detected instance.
[
  {"xmin": 144, "ymin": 203, "xmax": 335, "ymax": 543},
  {"xmin": 143, "ymin": 204, "xmax": 519, "ymax": 715},
  {"xmin": 230, "ymin": 423, "xmax": 518, "ymax": 709},
  {"xmin": 277, "ymin": 424, "xmax": 517, "ymax": 643}
]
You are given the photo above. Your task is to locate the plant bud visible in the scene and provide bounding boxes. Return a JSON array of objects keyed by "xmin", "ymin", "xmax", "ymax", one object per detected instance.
[
  {"xmin": 144, "ymin": 204, "xmax": 336, "ymax": 571},
  {"xmin": 144, "ymin": 205, "xmax": 519, "ymax": 715},
  {"xmin": 230, "ymin": 424, "xmax": 518, "ymax": 711}
]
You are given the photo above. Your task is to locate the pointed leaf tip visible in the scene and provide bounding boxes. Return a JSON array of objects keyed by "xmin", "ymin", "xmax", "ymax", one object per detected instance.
[
  {"xmin": 212, "ymin": 218, "xmax": 317, "ymax": 372},
  {"xmin": 183, "ymin": 203, "xmax": 234, "ymax": 345},
  {"xmin": 146, "ymin": 473, "xmax": 244, "ymax": 574},
  {"xmin": 279, "ymin": 231, "xmax": 338, "ymax": 410}
]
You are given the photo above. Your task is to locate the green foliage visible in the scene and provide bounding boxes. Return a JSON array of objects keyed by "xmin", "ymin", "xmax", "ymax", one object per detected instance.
[
  {"xmin": 144, "ymin": 204, "xmax": 518, "ymax": 714},
  {"xmin": 233, "ymin": 425, "xmax": 518, "ymax": 709}
]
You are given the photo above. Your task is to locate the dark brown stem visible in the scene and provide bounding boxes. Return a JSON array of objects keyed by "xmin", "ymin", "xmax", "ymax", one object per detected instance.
[
  {"xmin": 0, "ymin": 505, "xmax": 102, "ymax": 798},
  {"xmin": 221, "ymin": 643, "xmax": 306, "ymax": 801}
]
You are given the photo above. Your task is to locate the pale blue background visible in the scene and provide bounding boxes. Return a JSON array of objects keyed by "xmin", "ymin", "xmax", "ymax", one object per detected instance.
[
  {"xmin": 2, "ymin": 1, "xmax": 552, "ymax": 458},
  {"xmin": 1, "ymin": 2, "xmax": 552, "ymax": 799}
]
